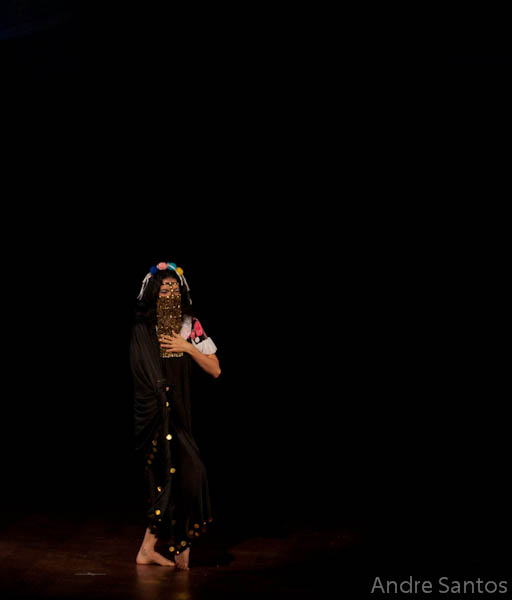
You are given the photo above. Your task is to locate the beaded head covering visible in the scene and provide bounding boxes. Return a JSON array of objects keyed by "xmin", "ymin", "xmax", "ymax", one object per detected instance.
[{"xmin": 137, "ymin": 262, "xmax": 192, "ymax": 304}]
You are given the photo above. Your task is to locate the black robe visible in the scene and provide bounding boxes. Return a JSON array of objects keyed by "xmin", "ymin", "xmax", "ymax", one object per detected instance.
[{"xmin": 129, "ymin": 320, "xmax": 213, "ymax": 555}]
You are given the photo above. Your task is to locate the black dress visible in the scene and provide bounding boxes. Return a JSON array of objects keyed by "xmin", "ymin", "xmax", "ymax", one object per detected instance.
[{"xmin": 129, "ymin": 316, "xmax": 214, "ymax": 556}]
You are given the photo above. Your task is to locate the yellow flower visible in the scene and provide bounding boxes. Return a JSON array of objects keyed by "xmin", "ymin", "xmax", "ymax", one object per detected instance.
[{"xmin": 176, "ymin": 267, "xmax": 183, "ymax": 276}]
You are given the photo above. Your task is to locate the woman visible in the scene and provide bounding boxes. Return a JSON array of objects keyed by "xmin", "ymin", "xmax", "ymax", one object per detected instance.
[{"xmin": 130, "ymin": 261, "xmax": 221, "ymax": 570}]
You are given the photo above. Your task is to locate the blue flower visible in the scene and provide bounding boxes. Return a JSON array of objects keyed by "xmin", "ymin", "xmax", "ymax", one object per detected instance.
[
  {"xmin": 168, "ymin": 262, "xmax": 177, "ymax": 270},
  {"xmin": 150, "ymin": 266, "xmax": 158, "ymax": 275}
]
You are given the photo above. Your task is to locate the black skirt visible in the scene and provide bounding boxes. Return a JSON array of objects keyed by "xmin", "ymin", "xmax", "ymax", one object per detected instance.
[{"xmin": 132, "ymin": 323, "xmax": 213, "ymax": 556}]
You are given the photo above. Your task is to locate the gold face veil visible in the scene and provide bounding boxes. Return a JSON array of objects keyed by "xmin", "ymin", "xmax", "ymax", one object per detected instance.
[
  {"xmin": 157, "ymin": 287, "xmax": 183, "ymax": 358},
  {"xmin": 137, "ymin": 262, "xmax": 193, "ymax": 359}
]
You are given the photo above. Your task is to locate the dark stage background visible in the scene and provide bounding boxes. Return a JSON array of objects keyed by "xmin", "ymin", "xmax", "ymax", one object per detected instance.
[
  {"xmin": 2, "ymin": 209, "xmax": 509, "ymax": 575},
  {"xmin": 1, "ymin": 3, "xmax": 510, "ymax": 593}
]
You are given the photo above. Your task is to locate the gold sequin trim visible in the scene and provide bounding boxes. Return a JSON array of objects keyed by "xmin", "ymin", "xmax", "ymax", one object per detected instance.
[
  {"xmin": 166, "ymin": 434, "xmax": 172, "ymax": 440},
  {"xmin": 170, "ymin": 467, "xmax": 176, "ymax": 473}
]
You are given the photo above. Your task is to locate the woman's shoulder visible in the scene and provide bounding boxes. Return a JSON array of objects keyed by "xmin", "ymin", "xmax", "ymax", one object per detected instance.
[
  {"xmin": 130, "ymin": 320, "xmax": 156, "ymax": 349},
  {"xmin": 180, "ymin": 314, "xmax": 209, "ymax": 341},
  {"xmin": 186, "ymin": 315, "xmax": 218, "ymax": 354},
  {"xmin": 190, "ymin": 316, "xmax": 207, "ymax": 339},
  {"xmin": 132, "ymin": 320, "xmax": 150, "ymax": 333}
]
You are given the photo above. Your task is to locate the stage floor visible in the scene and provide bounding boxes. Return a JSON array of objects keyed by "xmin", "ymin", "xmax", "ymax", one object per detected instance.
[
  {"xmin": 1, "ymin": 510, "xmax": 509, "ymax": 599},
  {"xmin": 0, "ymin": 511, "xmax": 358, "ymax": 599}
]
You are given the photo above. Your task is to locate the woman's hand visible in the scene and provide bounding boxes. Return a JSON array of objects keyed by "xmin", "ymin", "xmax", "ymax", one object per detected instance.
[
  {"xmin": 159, "ymin": 331, "xmax": 221, "ymax": 378},
  {"xmin": 159, "ymin": 331, "xmax": 192, "ymax": 354}
]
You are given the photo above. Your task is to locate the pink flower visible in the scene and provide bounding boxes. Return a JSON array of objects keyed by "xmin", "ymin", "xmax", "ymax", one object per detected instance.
[
  {"xmin": 157, "ymin": 262, "xmax": 168, "ymax": 270},
  {"xmin": 193, "ymin": 320, "xmax": 204, "ymax": 336}
]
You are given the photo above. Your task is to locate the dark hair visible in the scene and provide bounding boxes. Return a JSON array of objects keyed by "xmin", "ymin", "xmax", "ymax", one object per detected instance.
[{"xmin": 134, "ymin": 269, "xmax": 193, "ymax": 326}]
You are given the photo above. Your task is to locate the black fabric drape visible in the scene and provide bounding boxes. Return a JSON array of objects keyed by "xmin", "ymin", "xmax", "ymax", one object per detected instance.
[
  {"xmin": 129, "ymin": 321, "xmax": 168, "ymax": 457},
  {"xmin": 129, "ymin": 321, "xmax": 213, "ymax": 555}
]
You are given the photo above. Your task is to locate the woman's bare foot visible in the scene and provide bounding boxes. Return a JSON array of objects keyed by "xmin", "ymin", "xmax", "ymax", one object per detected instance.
[
  {"xmin": 135, "ymin": 527, "xmax": 175, "ymax": 566},
  {"xmin": 136, "ymin": 545, "xmax": 176, "ymax": 567},
  {"xmin": 175, "ymin": 546, "xmax": 190, "ymax": 570}
]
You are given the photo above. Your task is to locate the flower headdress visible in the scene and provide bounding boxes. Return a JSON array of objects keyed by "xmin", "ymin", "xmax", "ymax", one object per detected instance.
[{"xmin": 137, "ymin": 262, "xmax": 192, "ymax": 303}]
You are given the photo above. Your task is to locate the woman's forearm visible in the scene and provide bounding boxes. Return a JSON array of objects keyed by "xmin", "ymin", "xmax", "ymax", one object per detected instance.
[{"xmin": 187, "ymin": 343, "xmax": 221, "ymax": 378}]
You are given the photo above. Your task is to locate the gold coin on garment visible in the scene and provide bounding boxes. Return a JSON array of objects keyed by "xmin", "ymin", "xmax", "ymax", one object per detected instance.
[
  {"xmin": 170, "ymin": 467, "xmax": 176, "ymax": 473},
  {"xmin": 166, "ymin": 434, "xmax": 172, "ymax": 440}
]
